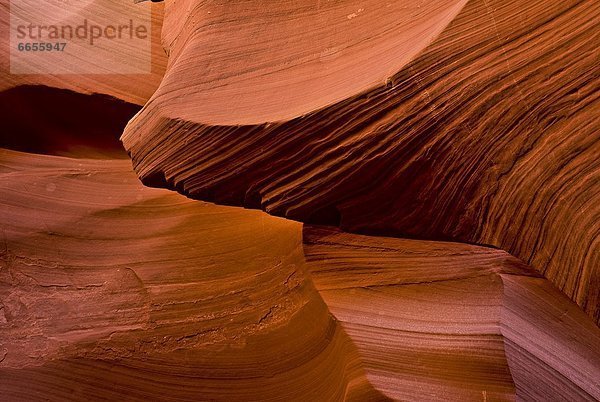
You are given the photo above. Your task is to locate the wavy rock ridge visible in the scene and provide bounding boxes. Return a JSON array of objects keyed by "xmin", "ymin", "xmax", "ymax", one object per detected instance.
[
  {"xmin": 0, "ymin": 150, "xmax": 382, "ymax": 401},
  {"xmin": 122, "ymin": 0, "xmax": 600, "ymax": 324}
]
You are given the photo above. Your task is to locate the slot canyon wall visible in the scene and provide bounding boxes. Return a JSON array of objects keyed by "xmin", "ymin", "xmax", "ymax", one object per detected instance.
[{"xmin": 1, "ymin": 0, "xmax": 599, "ymax": 401}]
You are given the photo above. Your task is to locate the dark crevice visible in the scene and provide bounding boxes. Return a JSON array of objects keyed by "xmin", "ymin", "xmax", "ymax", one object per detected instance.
[
  {"xmin": 342, "ymin": 224, "xmax": 504, "ymax": 251},
  {"xmin": 306, "ymin": 205, "xmax": 342, "ymax": 227},
  {"xmin": 0, "ymin": 85, "xmax": 141, "ymax": 159}
]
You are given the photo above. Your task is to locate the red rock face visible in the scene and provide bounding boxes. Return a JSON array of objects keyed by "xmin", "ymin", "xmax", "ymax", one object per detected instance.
[
  {"xmin": 1, "ymin": 0, "xmax": 599, "ymax": 400},
  {"xmin": 303, "ymin": 227, "xmax": 600, "ymax": 400}
]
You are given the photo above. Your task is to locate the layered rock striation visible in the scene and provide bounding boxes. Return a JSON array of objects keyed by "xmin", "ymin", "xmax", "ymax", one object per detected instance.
[{"xmin": 122, "ymin": 0, "xmax": 600, "ymax": 323}]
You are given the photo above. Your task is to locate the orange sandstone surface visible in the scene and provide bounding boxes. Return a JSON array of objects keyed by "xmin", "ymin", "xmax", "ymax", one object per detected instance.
[
  {"xmin": 1, "ymin": 0, "xmax": 599, "ymax": 400},
  {"xmin": 0, "ymin": 1, "xmax": 166, "ymax": 104}
]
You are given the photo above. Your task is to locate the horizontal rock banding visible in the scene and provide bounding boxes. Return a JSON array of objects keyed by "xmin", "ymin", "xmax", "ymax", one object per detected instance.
[
  {"xmin": 2, "ymin": 150, "xmax": 598, "ymax": 400},
  {"xmin": 303, "ymin": 226, "xmax": 600, "ymax": 400}
]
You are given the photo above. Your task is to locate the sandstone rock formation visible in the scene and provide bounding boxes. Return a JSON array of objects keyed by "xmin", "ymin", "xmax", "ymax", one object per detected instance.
[
  {"xmin": 1, "ymin": 0, "xmax": 599, "ymax": 400},
  {"xmin": 304, "ymin": 227, "xmax": 600, "ymax": 400},
  {"xmin": 1, "ymin": 150, "xmax": 598, "ymax": 400},
  {"xmin": 122, "ymin": 0, "xmax": 600, "ymax": 324},
  {"xmin": 0, "ymin": 150, "xmax": 381, "ymax": 401},
  {"xmin": 0, "ymin": 1, "xmax": 166, "ymax": 104}
]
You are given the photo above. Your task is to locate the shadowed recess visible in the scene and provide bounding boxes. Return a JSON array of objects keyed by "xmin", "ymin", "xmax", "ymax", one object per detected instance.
[{"xmin": 0, "ymin": 85, "xmax": 140, "ymax": 159}]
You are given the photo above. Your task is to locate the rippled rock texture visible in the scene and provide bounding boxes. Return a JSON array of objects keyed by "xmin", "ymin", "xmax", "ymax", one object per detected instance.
[
  {"xmin": 123, "ymin": 0, "xmax": 600, "ymax": 324},
  {"xmin": 2, "ymin": 0, "xmax": 600, "ymax": 400}
]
